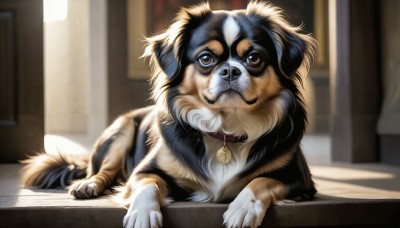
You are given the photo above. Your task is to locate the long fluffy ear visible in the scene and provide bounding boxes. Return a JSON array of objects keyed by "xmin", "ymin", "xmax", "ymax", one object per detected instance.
[
  {"xmin": 143, "ymin": 3, "xmax": 212, "ymax": 79},
  {"xmin": 152, "ymin": 38, "xmax": 180, "ymax": 78},
  {"xmin": 278, "ymin": 31, "xmax": 314, "ymax": 79},
  {"xmin": 246, "ymin": 2, "xmax": 315, "ymax": 82}
]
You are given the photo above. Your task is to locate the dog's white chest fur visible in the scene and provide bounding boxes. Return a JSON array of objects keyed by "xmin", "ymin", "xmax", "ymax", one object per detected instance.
[{"xmin": 190, "ymin": 135, "xmax": 250, "ymax": 202}]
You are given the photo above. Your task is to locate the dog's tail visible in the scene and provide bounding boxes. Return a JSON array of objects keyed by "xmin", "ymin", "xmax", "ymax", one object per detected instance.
[{"xmin": 21, "ymin": 152, "xmax": 88, "ymax": 189}]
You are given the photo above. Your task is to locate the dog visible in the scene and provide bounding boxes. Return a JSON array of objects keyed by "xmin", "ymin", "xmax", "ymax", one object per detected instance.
[{"xmin": 21, "ymin": 2, "xmax": 316, "ymax": 227}]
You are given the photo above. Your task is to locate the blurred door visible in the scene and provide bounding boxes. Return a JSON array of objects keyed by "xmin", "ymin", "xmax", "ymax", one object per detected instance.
[{"xmin": 0, "ymin": 0, "xmax": 44, "ymax": 162}]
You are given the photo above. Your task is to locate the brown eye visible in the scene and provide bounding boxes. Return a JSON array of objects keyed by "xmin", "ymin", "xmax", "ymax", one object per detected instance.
[
  {"xmin": 198, "ymin": 53, "xmax": 215, "ymax": 67},
  {"xmin": 246, "ymin": 53, "xmax": 262, "ymax": 66}
]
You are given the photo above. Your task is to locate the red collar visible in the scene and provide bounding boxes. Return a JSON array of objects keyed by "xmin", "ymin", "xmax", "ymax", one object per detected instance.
[{"xmin": 207, "ymin": 132, "xmax": 248, "ymax": 143}]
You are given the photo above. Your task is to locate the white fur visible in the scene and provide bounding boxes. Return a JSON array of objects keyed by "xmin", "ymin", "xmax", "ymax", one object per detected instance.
[
  {"xmin": 185, "ymin": 108, "xmax": 223, "ymax": 133},
  {"xmin": 123, "ymin": 184, "xmax": 163, "ymax": 228},
  {"xmin": 223, "ymin": 16, "xmax": 240, "ymax": 46},
  {"xmin": 223, "ymin": 188, "xmax": 268, "ymax": 228},
  {"xmin": 207, "ymin": 60, "xmax": 251, "ymax": 109},
  {"xmin": 174, "ymin": 89, "xmax": 292, "ymax": 203},
  {"xmin": 179, "ymin": 90, "xmax": 292, "ymax": 141},
  {"xmin": 228, "ymin": 60, "xmax": 250, "ymax": 88},
  {"xmin": 189, "ymin": 135, "xmax": 252, "ymax": 202}
]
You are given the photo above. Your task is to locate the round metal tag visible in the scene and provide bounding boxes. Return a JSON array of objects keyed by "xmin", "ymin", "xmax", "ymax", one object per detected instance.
[{"xmin": 216, "ymin": 145, "xmax": 232, "ymax": 164}]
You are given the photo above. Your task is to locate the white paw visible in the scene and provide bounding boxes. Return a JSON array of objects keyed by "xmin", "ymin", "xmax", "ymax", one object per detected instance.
[
  {"xmin": 123, "ymin": 209, "xmax": 162, "ymax": 228},
  {"xmin": 223, "ymin": 188, "xmax": 268, "ymax": 228},
  {"xmin": 123, "ymin": 185, "xmax": 163, "ymax": 228}
]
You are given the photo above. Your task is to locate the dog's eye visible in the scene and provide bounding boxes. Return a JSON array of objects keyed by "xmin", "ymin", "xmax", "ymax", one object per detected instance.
[
  {"xmin": 198, "ymin": 53, "xmax": 215, "ymax": 67},
  {"xmin": 246, "ymin": 53, "xmax": 262, "ymax": 66}
]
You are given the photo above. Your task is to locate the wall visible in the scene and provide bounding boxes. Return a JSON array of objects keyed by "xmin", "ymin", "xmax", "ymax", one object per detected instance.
[
  {"xmin": 45, "ymin": 0, "xmax": 107, "ymax": 142},
  {"xmin": 108, "ymin": 0, "xmax": 151, "ymax": 123},
  {"xmin": 378, "ymin": 0, "xmax": 400, "ymax": 165},
  {"xmin": 329, "ymin": 0, "xmax": 380, "ymax": 163}
]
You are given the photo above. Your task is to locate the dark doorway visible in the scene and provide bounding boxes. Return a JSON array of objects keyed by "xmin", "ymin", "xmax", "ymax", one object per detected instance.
[{"xmin": 0, "ymin": 0, "xmax": 44, "ymax": 162}]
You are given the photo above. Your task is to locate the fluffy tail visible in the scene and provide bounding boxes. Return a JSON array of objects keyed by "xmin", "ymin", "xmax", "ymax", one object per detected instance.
[{"xmin": 21, "ymin": 152, "xmax": 88, "ymax": 189}]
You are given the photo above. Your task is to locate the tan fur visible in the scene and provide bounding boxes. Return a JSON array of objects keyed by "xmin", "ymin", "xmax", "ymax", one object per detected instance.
[
  {"xmin": 246, "ymin": 177, "xmax": 288, "ymax": 206},
  {"xmin": 156, "ymin": 140, "xmax": 205, "ymax": 188},
  {"xmin": 140, "ymin": 175, "xmax": 169, "ymax": 202},
  {"xmin": 236, "ymin": 39, "xmax": 251, "ymax": 58},
  {"xmin": 114, "ymin": 174, "xmax": 169, "ymax": 210},
  {"xmin": 252, "ymin": 66, "xmax": 282, "ymax": 101},
  {"xmin": 179, "ymin": 64, "xmax": 209, "ymax": 97},
  {"xmin": 69, "ymin": 113, "xmax": 135, "ymax": 198},
  {"xmin": 193, "ymin": 40, "xmax": 224, "ymax": 57}
]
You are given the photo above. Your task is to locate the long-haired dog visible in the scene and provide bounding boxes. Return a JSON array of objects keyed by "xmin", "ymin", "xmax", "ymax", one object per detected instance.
[{"xmin": 22, "ymin": 2, "xmax": 316, "ymax": 227}]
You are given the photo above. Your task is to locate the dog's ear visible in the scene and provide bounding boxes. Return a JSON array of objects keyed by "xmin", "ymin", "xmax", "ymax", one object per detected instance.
[
  {"xmin": 153, "ymin": 40, "xmax": 180, "ymax": 78},
  {"xmin": 271, "ymin": 27, "xmax": 315, "ymax": 81},
  {"xmin": 143, "ymin": 29, "xmax": 182, "ymax": 79},
  {"xmin": 277, "ymin": 31, "xmax": 309, "ymax": 77},
  {"xmin": 246, "ymin": 2, "xmax": 315, "ymax": 80},
  {"xmin": 144, "ymin": 3, "xmax": 212, "ymax": 79},
  {"xmin": 272, "ymin": 29, "xmax": 316, "ymax": 83}
]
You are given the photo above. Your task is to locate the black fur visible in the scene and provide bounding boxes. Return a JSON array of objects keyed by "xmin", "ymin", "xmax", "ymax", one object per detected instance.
[
  {"xmin": 91, "ymin": 135, "xmax": 117, "ymax": 174},
  {"xmin": 279, "ymin": 32, "xmax": 307, "ymax": 77},
  {"xmin": 154, "ymin": 42, "xmax": 180, "ymax": 79},
  {"xmin": 37, "ymin": 164, "xmax": 85, "ymax": 189},
  {"xmin": 261, "ymin": 150, "xmax": 316, "ymax": 200},
  {"xmin": 126, "ymin": 110, "xmax": 153, "ymax": 174},
  {"xmin": 160, "ymin": 119, "xmax": 209, "ymax": 180},
  {"xmin": 27, "ymin": 154, "xmax": 87, "ymax": 189},
  {"xmin": 239, "ymin": 91, "xmax": 307, "ymax": 178}
]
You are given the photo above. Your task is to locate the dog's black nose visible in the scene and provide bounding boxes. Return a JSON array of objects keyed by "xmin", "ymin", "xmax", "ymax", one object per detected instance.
[{"xmin": 220, "ymin": 66, "xmax": 241, "ymax": 82}]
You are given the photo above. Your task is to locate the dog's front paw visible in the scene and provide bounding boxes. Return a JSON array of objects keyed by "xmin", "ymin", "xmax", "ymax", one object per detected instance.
[
  {"xmin": 123, "ymin": 185, "xmax": 163, "ymax": 228},
  {"xmin": 69, "ymin": 178, "xmax": 103, "ymax": 199},
  {"xmin": 223, "ymin": 188, "xmax": 268, "ymax": 228},
  {"xmin": 123, "ymin": 208, "xmax": 162, "ymax": 228}
]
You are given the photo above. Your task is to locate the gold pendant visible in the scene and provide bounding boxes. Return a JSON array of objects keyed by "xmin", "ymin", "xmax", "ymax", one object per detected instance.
[
  {"xmin": 216, "ymin": 145, "xmax": 232, "ymax": 164},
  {"xmin": 216, "ymin": 135, "xmax": 232, "ymax": 164}
]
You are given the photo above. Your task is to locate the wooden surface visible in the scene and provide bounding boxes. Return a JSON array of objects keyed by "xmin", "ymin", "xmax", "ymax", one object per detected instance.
[{"xmin": 0, "ymin": 164, "xmax": 399, "ymax": 227}]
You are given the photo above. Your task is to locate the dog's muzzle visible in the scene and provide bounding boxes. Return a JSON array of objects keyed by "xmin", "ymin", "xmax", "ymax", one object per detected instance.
[{"xmin": 219, "ymin": 65, "xmax": 241, "ymax": 82}]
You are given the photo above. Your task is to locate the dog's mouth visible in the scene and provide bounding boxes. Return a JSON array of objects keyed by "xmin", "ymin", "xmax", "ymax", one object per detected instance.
[{"xmin": 203, "ymin": 89, "xmax": 258, "ymax": 105}]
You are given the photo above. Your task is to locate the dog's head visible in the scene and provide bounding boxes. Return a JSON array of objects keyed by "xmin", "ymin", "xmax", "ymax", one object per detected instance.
[{"xmin": 145, "ymin": 2, "xmax": 315, "ymax": 140}]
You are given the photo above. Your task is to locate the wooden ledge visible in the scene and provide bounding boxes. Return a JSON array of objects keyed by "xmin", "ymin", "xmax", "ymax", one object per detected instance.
[{"xmin": 0, "ymin": 164, "xmax": 399, "ymax": 227}]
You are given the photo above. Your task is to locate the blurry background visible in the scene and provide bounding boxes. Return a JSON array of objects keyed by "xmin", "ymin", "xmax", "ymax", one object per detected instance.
[{"xmin": 0, "ymin": 0, "xmax": 399, "ymax": 167}]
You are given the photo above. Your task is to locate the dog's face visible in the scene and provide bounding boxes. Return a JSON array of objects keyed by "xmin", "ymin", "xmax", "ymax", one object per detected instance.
[
  {"xmin": 183, "ymin": 14, "xmax": 280, "ymax": 110},
  {"xmin": 146, "ymin": 2, "xmax": 314, "ymax": 138}
]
